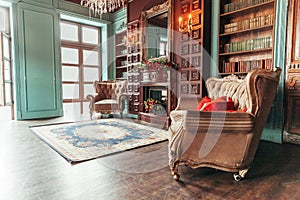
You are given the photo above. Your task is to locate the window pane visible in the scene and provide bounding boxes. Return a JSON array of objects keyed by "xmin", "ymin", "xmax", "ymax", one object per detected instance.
[
  {"xmin": 4, "ymin": 60, "xmax": 11, "ymax": 81},
  {"xmin": 84, "ymin": 83, "xmax": 95, "ymax": 97},
  {"xmin": 3, "ymin": 36, "xmax": 10, "ymax": 58},
  {"xmin": 83, "ymin": 50, "xmax": 99, "ymax": 66},
  {"xmin": 62, "ymin": 47, "xmax": 79, "ymax": 64},
  {"xmin": 60, "ymin": 22, "xmax": 78, "ymax": 42},
  {"xmin": 63, "ymin": 84, "xmax": 79, "ymax": 99},
  {"xmin": 82, "ymin": 27, "xmax": 99, "ymax": 44},
  {"xmin": 63, "ymin": 102, "xmax": 81, "ymax": 117},
  {"xmin": 84, "ymin": 67, "xmax": 99, "ymax": 82},
  {"xmin": 83, "ymin": 102, "xmax": 90, "ymax": 114},
  {"xmin": 62, "ymin": 66, "xmax": 79, "ymax": 82},
  {"xmin": 5, "ymin": 83, "xmax": 11, "ymax": 104}
]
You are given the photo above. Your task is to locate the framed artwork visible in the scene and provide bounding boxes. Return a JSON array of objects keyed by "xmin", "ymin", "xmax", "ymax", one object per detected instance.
[
  {"xmin": 191, "ymin": 56, "xmax": 200, "ymax": 67},
  {"xmin": 181, "ymin": 32, "xmax": 189, "ymax": 42},
  {"xmin": 191, "ymin": 70, "xmax": 200, "ymax": 81},
  {"xmin": 181, "ymin": 57, "xmax": 189, "ymax": 68},
  {"xmin": 192, "ymin": 14, "xmax": 201, "ymax": 26},
  {"xmin": 181, "ymin": 44, "xmax": 190, "ymax": 55},
  {"xmin": 191, "ymin": 84, "xmax": 200, "ymax": 94},
  {"xmin": 181, "ymin": 3, "xmax": 190, "ymax": 14},
  {"xmin": 181, "ymin": 71, "xmax": 189, "ymax": 81},
  {"xmin": 180, "ymin": 84, "xmax": 189, "ymax": 94},
  {"xmin": 192, "ymin": 29, "xmax": 200, "ymax": 39},
  {"xmin": 192, "ymin": 0, "xmax": 200, "ymax": 11},
  {"xmin": 192, "ymin": 43, "xmax": 201, "ymax": 54}
]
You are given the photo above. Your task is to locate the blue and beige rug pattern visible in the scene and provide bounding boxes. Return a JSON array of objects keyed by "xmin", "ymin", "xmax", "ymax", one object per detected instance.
[{"xmin": 30, "ymin": 119, "xmax": 168, "ymax": 163}]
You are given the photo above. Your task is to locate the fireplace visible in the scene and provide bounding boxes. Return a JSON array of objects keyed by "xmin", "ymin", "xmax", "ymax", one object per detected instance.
[
  {"xmin": 139, "ymin": 84, "xmax": 170, "ymax": 129},
  {"xmin": 144, "ymin": 86, "xmax": 167, "ymax": 114}
]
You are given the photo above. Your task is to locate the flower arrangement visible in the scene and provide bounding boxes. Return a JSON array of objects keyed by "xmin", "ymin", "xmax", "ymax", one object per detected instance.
[
  {"xmin": 144, "ymin": 98, "xmax": 160, "ymax": 112},
  {"xmin": 140, "ymin": 57, "xmax": 177, "ymax": 71}
]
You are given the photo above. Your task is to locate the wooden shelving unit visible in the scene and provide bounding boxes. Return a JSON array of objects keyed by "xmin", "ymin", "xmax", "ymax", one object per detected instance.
[
  {"xmin": 127, "ymin": 20, "xmax": 142, "ymax": 115},
  {"xmin": 218, "ymin": 0, "xmax": 276, "ymax": 75},
  {"xmin": 115, "ymin": 30, "xmax": 128, "ymax": 80},
  {"xmin": 174, "ymin": 0, "xmax": 211, "ymax": 98}
]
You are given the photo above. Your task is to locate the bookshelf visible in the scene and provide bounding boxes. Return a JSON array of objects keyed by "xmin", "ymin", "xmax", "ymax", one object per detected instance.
[
  {"xmin": 218, "ymin": 0, "xmax": 276, "ymax": 75},
  {"xmin": 127, "ymin": 20, "xmax": 142, "ymax": 115},
  {"xmin": 115, "ymin": 30, "xmax": 127, "ymax": 80}
]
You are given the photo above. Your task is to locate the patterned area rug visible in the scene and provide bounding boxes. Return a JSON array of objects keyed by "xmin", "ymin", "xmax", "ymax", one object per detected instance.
[{"xmin": 30, "ymin": 119, "xmax": 169, "ymax": 164}]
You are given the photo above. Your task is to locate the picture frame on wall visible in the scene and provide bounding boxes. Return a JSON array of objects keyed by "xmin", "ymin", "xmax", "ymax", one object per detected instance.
[
  {"xmin": 181, "ymin": 44, "xmax": 190, "ymax": 55},
  {"xmin": 192, "ymin": 43, "xmax": 201, "ymax": 54},
  {"xmin": 181, "ymin": 32, "xmax": 189, "ymax": 42},
  {"xmin": 180, "ymin": 84, "xmax": 189, "ymax": 94},
  {"xmin": 181, "ymin": 3, "xmax": 190, "ymax": 14},
  {"xmin": 191, "ymin": 70, "xmax": 200, "ymax": 81},
  {"xmin": 191, "ymin": 56, "xmax": 200, "ymax": 67},
  {"xmin": 192, "ymin": 14, "xmax": 201, "ymax": 26},
  {"xmin": 181, "ymin": 57, "xmax": 189, "ymax": 68},
  {"xmin": 192, "ymin": 0, "xmax": 200, "ymax": 11},
  {"xmin": 192, "ymin": 29, "xmax": 200, "ymax": 39},
  {"xmin": 191, "ymin": 84, "xmax": 200, "ymax": 94},
  {"xmin": 181, "ymin": 71, "xmax": 189, "ymax": 81}
]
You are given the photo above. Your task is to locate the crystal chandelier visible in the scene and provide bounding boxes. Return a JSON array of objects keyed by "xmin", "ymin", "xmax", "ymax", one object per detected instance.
[{"xmin": 81, "ymin": 0, "xmax": 126, "ymax": 16}]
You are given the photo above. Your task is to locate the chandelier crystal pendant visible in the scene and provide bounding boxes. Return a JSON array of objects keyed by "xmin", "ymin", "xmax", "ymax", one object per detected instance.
[{"xmin": 81, "ymin": 0, "xmax": 126, "ymax": 17}]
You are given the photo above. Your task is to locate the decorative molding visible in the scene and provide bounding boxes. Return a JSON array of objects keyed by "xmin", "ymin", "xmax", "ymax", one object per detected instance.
[{"xmin": 141, "ymin": 0, "xmax": 170, "ymax": 20}]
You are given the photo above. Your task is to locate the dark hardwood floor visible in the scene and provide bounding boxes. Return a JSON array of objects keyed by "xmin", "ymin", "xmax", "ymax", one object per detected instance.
[{"xmin": 1, "ymin": 106, "xmax": 300, "ymax": 200}]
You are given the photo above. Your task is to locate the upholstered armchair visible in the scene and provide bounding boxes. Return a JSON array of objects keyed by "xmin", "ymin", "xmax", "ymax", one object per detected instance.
[
  {"xmin": 86, "ymin": 80, "xmax": 128, "ymax": 119},
  {"xmin": 168, "ymin": 68, "xmax": 281, "ymax": 181}
]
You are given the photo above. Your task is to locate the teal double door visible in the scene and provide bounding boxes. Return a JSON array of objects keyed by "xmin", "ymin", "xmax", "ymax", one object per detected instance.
[{"xmin": 15, "ymin": 3, "xmax": 63, "ymax": 120}]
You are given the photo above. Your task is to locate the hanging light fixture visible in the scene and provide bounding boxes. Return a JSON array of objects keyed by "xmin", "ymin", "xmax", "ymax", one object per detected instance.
[{"xmin": 81, "ymin": 0, "xmax": 126, "ymax": 17}]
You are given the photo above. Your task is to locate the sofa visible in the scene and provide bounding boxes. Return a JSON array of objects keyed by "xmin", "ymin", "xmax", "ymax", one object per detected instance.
[
  {"xmin": 168, "ymin": 68, "xmax": 281, "ymax": 181},
  {"xmin": 86, "ymin": 80, "xmax": 127, "ymax": 119}
]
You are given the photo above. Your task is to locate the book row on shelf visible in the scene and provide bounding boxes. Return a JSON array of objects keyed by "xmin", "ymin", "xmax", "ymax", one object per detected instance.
[
  {"xmin": 127, "ymin": 34, "xmax": 140, "ymax": 45},
  {"xmin": 223, "ymin": 36, "xmax": 272, "ymax": 53},
  {"xmin": 224, "ymin": 0, "xmax": 272, "ymax": 13},
  {"xmin": 127, "ymin": 54, "xmax": 141, "ymax": 64},
  {"xmin": 119, "ymin": 49, "xmax": 127, "ymax": 55},
  {"xmin": 128, "ymin": 43, "xmax": 140, "ymax": 54},
  {"xmin": 127, "ymin": 22, "xmax": 139, "ymax": 33},
  {"xmin": 224, "ymin": 14, "xmax": 273, "ymax": 33},
  {"xmin": 222, "ymin": 58, "xmax": 272, "ymax": 73},
  {"xmin": 119, "ymin": 60, "xmax": 127, "ymax": 66}
]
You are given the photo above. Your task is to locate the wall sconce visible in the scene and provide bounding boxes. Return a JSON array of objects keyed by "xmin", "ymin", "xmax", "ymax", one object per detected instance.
[
  {"xmin": 187, "ymin": 14, "xmax": 193, "ymax": 34},
  {"xmin": 178, "ymin": 14, "xmax": 193, "ymax": 35}
]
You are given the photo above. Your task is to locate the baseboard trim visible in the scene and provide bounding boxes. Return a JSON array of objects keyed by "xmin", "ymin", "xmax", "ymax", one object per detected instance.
[{"xmin": 283, "ymin": 131, "xmax": 300, "ymax": 145}]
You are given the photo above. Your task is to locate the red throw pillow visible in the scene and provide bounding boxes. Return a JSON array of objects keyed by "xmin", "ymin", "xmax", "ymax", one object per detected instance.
[
  {"xmin": 196, "ymin": 96, "xmax": 211, "ymax": 111},
  {"xmin": 202, "ymin": 96, "xmax": 235, "ymax": 111}
]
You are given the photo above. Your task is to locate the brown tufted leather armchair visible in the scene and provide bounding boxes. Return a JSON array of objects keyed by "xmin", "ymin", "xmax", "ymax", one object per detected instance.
[{"xmin": 86, "ymin": 80, "xmax": 128, "ymax": 119}]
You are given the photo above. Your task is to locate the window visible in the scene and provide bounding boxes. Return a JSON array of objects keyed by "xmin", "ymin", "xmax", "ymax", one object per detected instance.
[
  {"xmin": 0, "ymin": 6, "xmax": 12, "ymax": 107},
  {"xmin": 60, "ymin": 20, "xmax": 101, "ymax": 115}
]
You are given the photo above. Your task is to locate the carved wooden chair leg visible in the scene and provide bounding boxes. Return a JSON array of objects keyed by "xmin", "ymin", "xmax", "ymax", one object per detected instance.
[
  {"xmin": 170, "ymin": 161, "xmax": 180, "ymax": 181},
  {"xmin": 233, "ymin": 168, "xmax": 249, "ymax": 181}
]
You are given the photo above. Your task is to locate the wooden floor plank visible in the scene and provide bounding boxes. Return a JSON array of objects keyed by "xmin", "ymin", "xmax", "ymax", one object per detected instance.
[{"xmin": 0, "ymin": 106, "xmax": 300, "ymax": 199}]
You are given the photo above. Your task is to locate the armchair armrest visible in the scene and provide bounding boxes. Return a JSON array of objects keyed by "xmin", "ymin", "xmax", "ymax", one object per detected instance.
[
  {"xmin": 86, "ymin": 94, "xmax": 95, "ymax": 118},
  {"xmin": 117, "ymin": 93, "xmax": 128, "ymax": 110},
  {"xmin": 175, "ymin": 97, "xmax": 201, "ymax": 111}
]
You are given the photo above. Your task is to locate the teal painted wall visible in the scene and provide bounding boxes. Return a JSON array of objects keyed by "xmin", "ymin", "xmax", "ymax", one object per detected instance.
[
  {"xmin": 261, "ymin": 0, "xmax": 288, "ymax": 143},
  {"xmin": 210, "ymin": 0, "xmax": 288, "ymax": 143}
]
